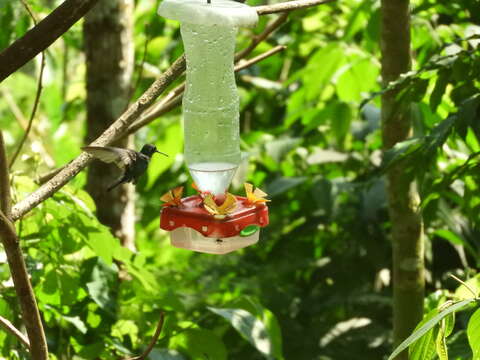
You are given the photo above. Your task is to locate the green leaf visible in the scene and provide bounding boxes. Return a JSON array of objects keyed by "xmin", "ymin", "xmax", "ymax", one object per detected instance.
[
  {"xmin": 146, "ymin": 121, "xmax": 183, "ymax": 190},
  {"xmin": 409, "ymin": 309, "xmax": 437, "ymax": 360},
  {"xmin": 236, "ymin": 296, "xmax": 284, "ymax": 360},
  {"xmin": 149, "ymin": 349, "xmax": 187, "ymax": 360},
  {"xmin": 381, "ymin": 138, "xmax": 424, "ymax": 171},
  {"xmin": 208, "ymin": 307, "xmax": 272, "ymax": 357},
  {"xmin": 330, "ymin": 102, "xmax": 352, "ymax": 146},
  {"xmin": 458, "ymin": 94, "xmax": 480, "ymax": 140},
  {"xmin": 86, "ymin": 260, "xmax": 117, "ymax": 312},
  {"xmin": 435, "ymin": 312, "xmax": 454, "ymax": 360},
  {"xmin": 467, "ymin": 308, "xmax": 480, "ymax": 360},
  {"xmin": 171, "ymin": 328, "xmax": 227, "ymax": 360},
  {"xmin": 388, "ymin": 299, "xmax": 476, "ymax": 360},
  {"xmin": 83, "ymin": 221, "xmax": 120, "ymax": 266},
  {"xmin": 454, "ymin": 274, "xmax": 480, "ymax": 300},
  {"xmin": 111, "ymin": 319, "xmax": 139, "ymax": 345},
  {"xmin": 430, "ymin": 70, "xmax": 450, "ymax": 112},
  {"xmin": 336, "ymin": 57, "xmax": 379, "ymax": 102},
  {"xmin": 265, "ymin": 137, "xmax": 301, "ymax": 163},
  {"xmin": 266, "ymin": 177, "xmax": 307, "ymax": 197},
  {"xmin": 433, "ymin": 229, "xmax": 465, "ymax": 246},
  {"xmin": 62, "ymin": 315, "xmax": 87, "ymax": 334}
]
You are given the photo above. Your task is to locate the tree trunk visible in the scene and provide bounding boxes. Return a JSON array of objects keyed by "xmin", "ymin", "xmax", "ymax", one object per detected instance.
[
  {"xmin": 83, "ymin": 0, "xmax": 136, "ymax": 251},
  {"xmin": 380, "ymin": 1, "xmax": 425, "ymax": 358}
]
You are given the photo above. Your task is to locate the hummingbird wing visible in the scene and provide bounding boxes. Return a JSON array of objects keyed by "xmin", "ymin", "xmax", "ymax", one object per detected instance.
[{"xmin": 81, "ymin": 146, "xmax": 138, "ymax": 170}]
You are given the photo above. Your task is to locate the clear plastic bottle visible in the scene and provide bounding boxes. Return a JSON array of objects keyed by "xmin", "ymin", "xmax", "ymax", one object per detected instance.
[
  {"xmin": 181, "ymin": 22, "xmax": 240, "ymax": 195},
  {"xmin": 158, "ymin": 0, "xmax": 258, "ymax": 195}
]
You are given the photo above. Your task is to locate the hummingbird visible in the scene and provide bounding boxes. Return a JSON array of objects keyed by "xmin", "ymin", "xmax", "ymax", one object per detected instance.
[{"xmin": 81, "ymin": 144, "xmax": 167, "ymax": 192}]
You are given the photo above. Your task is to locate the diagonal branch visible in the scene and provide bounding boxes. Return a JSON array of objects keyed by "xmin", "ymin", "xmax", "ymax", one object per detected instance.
[
  {"xmin": 255, "ymin": 0, "xmax": 335, "ymax": 15},
  {"xmin": 235, "ymin": 45, "xmax": 286, "ymax": 71},
  {"xmin": 235, "ymin": 12, "xmax": 289, "ymax": 61},
  {"xmin": 10, "ymin": 0, "xmax": 334, "ymax": 222},
  {"xmin": 0, "ymin": 315, "xmax": 30, "ymax": 349},
  {"xmin": 11, "ymin": 55, "xmax": 186, "ymax": 221},
  {"xmin": 0, "ymin": 0, "xmax": 100, "ymax": 83}
]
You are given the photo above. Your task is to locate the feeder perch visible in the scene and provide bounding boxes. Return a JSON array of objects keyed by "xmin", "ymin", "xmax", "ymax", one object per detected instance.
[{"xmin": 158, "ymin": 0, "xmax": 269, "ymax": 254}]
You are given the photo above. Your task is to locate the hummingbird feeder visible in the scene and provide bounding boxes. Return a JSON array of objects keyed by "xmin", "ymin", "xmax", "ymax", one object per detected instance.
[{"xmin": 158, "ymin": 0, "xmax": 269, "ymax": 254}]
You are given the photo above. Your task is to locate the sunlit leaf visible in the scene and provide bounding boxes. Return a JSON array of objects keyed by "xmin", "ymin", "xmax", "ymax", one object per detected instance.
[
  {"xmin": 409, "ymin": 309, "xmax": 437, "ymax": 360},
  {"xmin": 430, "ymin": 69, "xmax": 450, "ymax": 112},
  {"xmin": 266, "ymin": 177, "xmax": 307, "ymax": 197},
  {"xmin": 467, "ymin": 308, "xmax": 480, "ymax": 360},
  {"xmin": 170, "ymin": 328, "xmax": 227, "ymax": 360},
  {"xmin": 86, "ymin": 260, "xmax": 117, "ymax": 312},
  {"xmin": 208, "ymin": 307, "xmax": 272, "ymax": 357},
  {"xmin": 388, "ymin": 299, "xmax": 476, "ymax": 360}
]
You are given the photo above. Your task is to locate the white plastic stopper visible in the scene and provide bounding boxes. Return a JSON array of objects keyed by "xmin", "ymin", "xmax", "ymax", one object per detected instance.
[{"xmin": 158, "ymin": 0, "xmax": 258, "ymax": 28}]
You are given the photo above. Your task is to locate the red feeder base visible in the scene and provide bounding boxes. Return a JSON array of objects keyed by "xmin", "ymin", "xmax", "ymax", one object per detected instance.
[{"xmin": 160, "ymin": 195, "xmax": 269, "ymax": 254}]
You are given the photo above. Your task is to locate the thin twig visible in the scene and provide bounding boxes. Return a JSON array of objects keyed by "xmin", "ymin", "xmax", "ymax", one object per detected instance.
[
  {"xmin": 126, "ymin": 312, "xmax": 166, "ymax": 360},
  {"xmin": 126, "ymin": 95, "xmax": 182, "ymax": 136},
  {"xmin": 10, "ymin": 0, "xmax": 334, "ymax": 221},
  {"xmin": 0, "ymin": 133, "xmax": 11, "ymax": 218},
  {"xmin": 19, "ymin": 0, "xmax": 36, "ymax": 20},
  {"xmin": 235, "ymin": 12, "xmax": 289, "ymax": 61},
  {"xmin": 129, "ymin": 25, "xmax": 152, "ymax": 104},
  {"xmin": 0, "ymin": 88, "xmax": 28, "ymax": 130},
  {"xmin": 9, "ymin": 0, "xmax": 46, "ymax": 169},
  {"xmin": 449, "ymin": 274, "xmax": 478, "ymax": 299},
  {"xmin": 126, "ymin": 45, "xmax": 287, "ymax": 135},
  {"xmin": 235, "ymin": 45, "xmax": 286, "ymax": 72},
  {"xmin": 255, "ymin": 0, "xmax": 335, "ymax": 15},
  {"xmin": 0, "ymin": 315, "xmax": 30, "ymax": 349}
]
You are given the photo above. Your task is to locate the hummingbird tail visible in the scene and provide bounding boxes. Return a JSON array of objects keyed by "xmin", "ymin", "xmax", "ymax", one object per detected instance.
[{"xmin": 107, "ymin": 178, "xmax": 125, "ymax": 192}]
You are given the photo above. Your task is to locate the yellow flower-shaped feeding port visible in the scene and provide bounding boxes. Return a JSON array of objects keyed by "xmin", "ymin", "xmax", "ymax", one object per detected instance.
[
  {"xmin": 203, "ymin": 193, "xmax": 237, "ymax": 220},
  {"xmin": 160, "ymin": 186, "xmax": 184, "ymax": 207},
  {"xmin": 244, "ymin": 183, "xmax": 270, "ymax": 206}
]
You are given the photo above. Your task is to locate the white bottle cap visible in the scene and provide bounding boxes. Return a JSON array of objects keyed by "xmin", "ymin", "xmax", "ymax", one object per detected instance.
[{"xmin": 158, "ymin": 0, "xmax": 258, "ymax": 28}]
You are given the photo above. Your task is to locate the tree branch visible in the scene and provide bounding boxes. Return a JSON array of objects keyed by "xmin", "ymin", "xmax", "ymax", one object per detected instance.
[
  {"xmin": 0, "ymin": 315, "xmax": 30, "ymax": 349},
  {"xmin": 235, "ymin": 12, "xmax": 289, "ymax": 61},
  {"xmin": 255, "ymin": 0, "xmax": 335, "ymax": 15},
  {"xmin": 9, "ymin": 0, "xmax": 46, "ymax": 169},
  {"xmin": 235, "ymin": 45, "xmax": 286, "ymax": 71},
  {"xmin": 10, "ymin": 0, "xmax": 333, "ymax": 221},
  {"xmin": 11, "ymin": 55, "xmax": 186, "ymax": 221},
  {"xmin": 125, "ymin": 312, "xmax": 166, "ymax": 360},
  {"xmin": 0, "ymin": 131, "xmax": 48, "ymax": 359},
  {"xmin": 0, "ymin": 0, "xmax": 100, "ymax": 83}
]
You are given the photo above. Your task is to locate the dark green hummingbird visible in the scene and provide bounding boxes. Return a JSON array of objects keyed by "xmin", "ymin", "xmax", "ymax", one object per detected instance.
[{"xmin": 81, "ymin": 144, "xmax": 167, "ymax": 192}]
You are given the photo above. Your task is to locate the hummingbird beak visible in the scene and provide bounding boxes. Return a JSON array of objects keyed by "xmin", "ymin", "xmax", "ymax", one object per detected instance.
[{"xmin": 155, "ymin": 150, "xmax": 168, "ymax": 157}]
